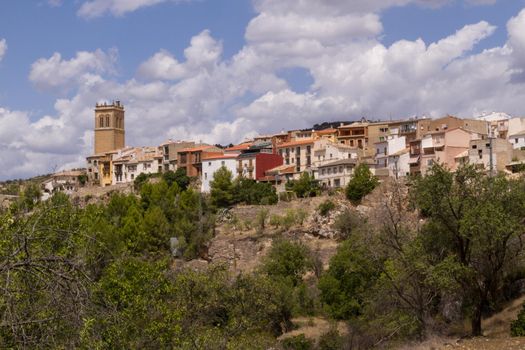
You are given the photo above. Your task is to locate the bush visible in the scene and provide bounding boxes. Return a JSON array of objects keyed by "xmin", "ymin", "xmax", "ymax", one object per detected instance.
[
  {"xmin": 287, "ymin": 173, "xmax": 320, "ymax": 198},
  {"xmin": 511, "ymin": 304, "xmax": 525, "ymax": 336},
  {"xmin": 318, "ymin": 328, "xmax": 344, "ymax": 350},
  {"xmin": 133, "ymin": 173, "xmax": 150, "ymax": 191},
  {"xmin": 318, "ymin": 200, "xmax": 336, "ymax": 217},
  {"xmin": 345, "ymin": 164, "xmax": 378, "ymax": 204},
  {"xmin": 255, "ymin": 208, "xmax": 269, "ymax": 233},
  {"xmin": 279, "ymin": 191, "xmax": 294, "ymax": 202},
  {"xmin": 281, "ymin": 334, "xmax": 313, "ymax": 350},
  {"xmin": 332, "ymin": 209, "xmax": 361, "ymax": 240}
]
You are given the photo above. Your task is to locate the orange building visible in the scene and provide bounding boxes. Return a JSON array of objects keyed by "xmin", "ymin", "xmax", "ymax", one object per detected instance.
[{"xmin": 176, "ymin": 145, "xmax": 223, "ymax": 177}]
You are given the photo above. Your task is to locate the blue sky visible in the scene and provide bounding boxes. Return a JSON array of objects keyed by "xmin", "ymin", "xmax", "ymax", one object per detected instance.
[{"xmin": 1, "ymin": 0, "xmax": 525, "ymax": 179}]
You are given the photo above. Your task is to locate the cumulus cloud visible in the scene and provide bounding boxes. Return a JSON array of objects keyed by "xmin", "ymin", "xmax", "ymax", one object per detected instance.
[
  {"xmin": 29, "ymin": 49, "xmax": 117, "ymax": 92},
  {"xmin": 0, "ymin": 39, "xmax": 7, "ymax": 63},
  {"xmin": 138, "ymin": 30, "xmax": 222, "ymax": 80}
]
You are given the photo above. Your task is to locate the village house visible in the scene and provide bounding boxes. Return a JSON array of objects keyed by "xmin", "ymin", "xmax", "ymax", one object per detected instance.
[
  {"xmin": 237, "ymin": 141, "xmax": 283, "ymax": 180},
  {"xmin": 312, "ymin": 139, "xmax": 358, "ymax": 167},
  {"xmin": 468, "ymin": 138, "xmax": 514, "ymax": 174},
  {"xmin": 316, "ymin": 159, "xmax": 357, "ymax": 188},
  {"xmin": 262, "ymin": 164, "xmax": 296, "ymax": 193},
  {"xmin": 113, "ymin": 147, "xmax": 163, "ymax": 185},
  {"xmin": 159, "ymin": 140, "xmax": 196, "ymax": 172},
  {"xmin": 510, "ymin": 130, "xmax": 525, "ymax": 150},
  {"xmin": 416, "ymin": 128, "xmax": 483, "ymax": 174},
  {"xmin": 176, "ymin": 145, "xmax": 223, "ymax": 178},
  {"xmin": 41, "ymin": 170, "xmax": 86, "ymax": 200},
  {"xmin": 337, "ymin": 121, "xmax": 369, "ymax": 149},
  {"xmin": 374, "ymin": 135, "xmax": 410, "ymax": 179},
  {"xmin": 276, "ymin": 139, "xmax": 314, "ymax": 178}
]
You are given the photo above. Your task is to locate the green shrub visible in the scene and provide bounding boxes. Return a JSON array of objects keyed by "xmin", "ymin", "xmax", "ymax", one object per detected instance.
[
  {"xmin": 133, "ymin": 173, "xmax": 150, "ymax": 191},
  {"xmin": 281, "ymin": 334, "xmax": 313, "ymax": 350},
  {"xmin": 318, "ymin": 200, "xmax": 336, "ymax": 217},
  {"xmin": 296, "ymin": 209, "xmax": 308, "ymax": 226},
  {"xmin": 511, "ymin": 303, "xmax": 525, "ymax": 336},
  {"xmin": 332, "ymin": 209, "xmax": 361, "ymax": 240},
  {"xmin": 282, "ymin": 209, "xmax": 297, "ymax": 230},
  {"xmin": 287, "ymin": 173, "xmax": 320, "ymax": 198},
  {"xmin": 279, "ymin": 191, "xmax": 294, "ymax": 202},
  {"xmin": 270, "ymin": 214, "xmax": 283, "ymax": 228},
  {"xmin": 255, "ymin": 208, "xmax": 269, "ymax": 233},
  {"xmin": 318, "ymin": 328, "xmax": 344, "ymax": 350},
  {"xmin": 345, "ymin": 164, "xmax": 378, "ymax": 204}
]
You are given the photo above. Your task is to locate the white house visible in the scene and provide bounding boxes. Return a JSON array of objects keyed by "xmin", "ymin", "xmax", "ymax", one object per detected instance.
[
  {"xmin": 313, "ymin": 139, "xmax": 358, "ymax": 167},
  {"xmin": 317, "ymin": 159, "xmax": 357, "ymax": 188},
  {"xmin": 509, "ymin": 131, "xmax": 525, "ymax": 150},
  {"xmin": 201, "ymin": 153, "xmax": 239, "ymax": 193},
  {"xmin": 375, "ymin": 135, "xmax": 408, "ymax": 178},
  {"xmin": 112, "ymin": 147, "xmax": 163, "ymax": 185}
]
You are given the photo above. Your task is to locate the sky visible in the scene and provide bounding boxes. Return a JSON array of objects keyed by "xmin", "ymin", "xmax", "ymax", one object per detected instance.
[{"xmin": 1, "ymin": 0, "xmax": 525, "ymax": 180}]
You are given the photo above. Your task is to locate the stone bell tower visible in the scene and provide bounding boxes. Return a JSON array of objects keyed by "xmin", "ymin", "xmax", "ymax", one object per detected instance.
[{"xmin": 94, "ymin": 100, "xmax": 125, "ymax": 154}]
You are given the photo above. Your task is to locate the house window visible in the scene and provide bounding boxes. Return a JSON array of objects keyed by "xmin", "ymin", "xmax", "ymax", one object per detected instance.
[
  {"xmin": 472, "ymin": 145, "xmax": 477, "ymax": 149},
  {"xmin": 205, "ymin": 173, "xmax": 207, "ymax": 180},
  {"xmin": 221, "ymin": 161, "xmax": 225, "ymax": 166},
  {"xmin": 208, "ymin": 162, "xmax": 211, "ymax": 166},
  {"xmin": 427, "ymin": 159, "xmax": 433, "ymax": 166},
  {"xmin": 516, "ymin": 138, "xmax": 519, "ymax": 144}
]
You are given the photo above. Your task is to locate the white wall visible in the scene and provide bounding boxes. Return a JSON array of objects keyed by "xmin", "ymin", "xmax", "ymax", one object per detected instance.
[
  {"xmin": 388, "ymin": 152, "xmax": 410, "ymax": 178},
  {"xmin": 508, "ymin": 117, "xmax": 525, "ymax": 138},
  {"xmin": 511, "ymin": 134, "xmax": 525, "ymax": 150},
  {"xmin": 201, "ymin": 158, "xmax": 238, "ymax": 193}
]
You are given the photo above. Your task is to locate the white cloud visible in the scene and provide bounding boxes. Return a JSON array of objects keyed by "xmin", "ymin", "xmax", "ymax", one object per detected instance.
[
  {"xmin": 77, "ymin": 0, "xmax": 192, "ymax": 19},
  {"xmin": 0, "ymin": 39, "xmax": 7, "ymax": 63},
  {"xmin": 138, "ymin": 30, "xmax": 222, "ymax": 80},
  {"xmin": 29, "ymin": 49, "xmax": 117, "ymax": 92}
]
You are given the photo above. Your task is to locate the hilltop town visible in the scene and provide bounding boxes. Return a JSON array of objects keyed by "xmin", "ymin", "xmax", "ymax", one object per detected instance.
[{"xmin": 73, "ymin": 101, "xmax": 525, "ymax": 196}]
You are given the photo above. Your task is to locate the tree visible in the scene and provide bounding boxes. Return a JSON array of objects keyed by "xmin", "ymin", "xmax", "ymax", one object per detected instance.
[
  {"xmin": 210, "ymin": 166, "xmax": 235, "ymax": 208},
  {"xmin": 0, "ymin": 194, "xmax": 89, "ymax": 348},
  {"xmin": 262, "ymin": 240, "xmax": 312, "ymax": 287},
  {"xmin": 345, "ymin": 163, "xmax": 378, "ymax": 204},
  {"xmin": 18, "ymin": 182, "xmax": 42, "ymax": 211},
  {"xmin": 163, "ymin": 168, "xmax": 190, "ymax": 191},
  {"xmin": 233, "ymin": 177, "xmax": 278, "ymax": 205},
  {"xmin": 82, "ymin": 257, "xmax": 177, "ymax": 349},
  {"xmin": 412, "ymin": 163, "xmax": 525, "ymax": 336},
  {"xmin": 318, "ymin": 239, "xmax": 379, "ymax": 320}
]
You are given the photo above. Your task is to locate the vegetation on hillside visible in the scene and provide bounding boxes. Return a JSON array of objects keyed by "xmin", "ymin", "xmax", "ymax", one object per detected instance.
[{"xmin": 2, "ymin": 162, "xmax": 525, "ymax": 348}]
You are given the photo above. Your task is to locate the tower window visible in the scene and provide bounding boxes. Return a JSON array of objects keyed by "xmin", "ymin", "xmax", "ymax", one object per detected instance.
[
  {"xmin": 106, "ymin": 116, "xmax": 110, "ymax": 127},
  {"xmin": 99, "ymin": 116, "xmax": 103, "ymax": 127}
]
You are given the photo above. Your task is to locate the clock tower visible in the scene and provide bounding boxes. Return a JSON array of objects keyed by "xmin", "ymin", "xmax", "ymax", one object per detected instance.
[{"xmin": 94, "ymin": 100, "xmax": 125, "ymax": 154}]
